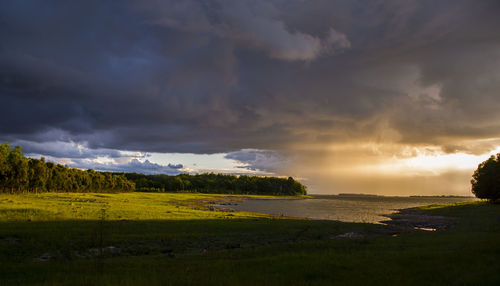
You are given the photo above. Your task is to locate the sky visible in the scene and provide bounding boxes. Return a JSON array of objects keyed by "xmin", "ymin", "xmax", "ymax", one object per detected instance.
[{"xmin": 1, "ymin": 0, "xmax": 500, "ymax": 195}]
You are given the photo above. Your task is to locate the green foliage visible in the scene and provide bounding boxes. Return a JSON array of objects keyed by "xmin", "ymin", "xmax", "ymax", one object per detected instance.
[
  {"xmin": 0, "ymin": 143, "xmax": 134, "ymax": 193},
  {"xmin": 0, "ymin": 143, "xmax": 10, "ymax": 187},
  {"xmin": 6, "ymin": 145, "xmax": 29, "ymax": 191},
  {"xmin": 28, "ymin": 157, "xmax": 49, "ymax": 192},
  {"xmin": 124, "ymin": 173, "xmax": 307, "ymax": 196},
  {"xmin": 471, "ymin": 153, "xmax": 500, "ymax": 201}
]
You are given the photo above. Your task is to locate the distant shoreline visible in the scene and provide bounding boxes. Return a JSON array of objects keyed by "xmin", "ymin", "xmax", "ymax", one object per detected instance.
[{"xmin": 309, "ymin": 193, "xmax": 475, "ymax": 199}]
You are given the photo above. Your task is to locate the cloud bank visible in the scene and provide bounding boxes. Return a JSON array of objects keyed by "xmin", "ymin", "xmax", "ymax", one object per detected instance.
[
  {"xmin": 2, "ymin": 0, "xmax": 500, "ymax": 194},
  {"xmin": 68, "ymin": 159, "xmax": 184, "ymax": 175}
]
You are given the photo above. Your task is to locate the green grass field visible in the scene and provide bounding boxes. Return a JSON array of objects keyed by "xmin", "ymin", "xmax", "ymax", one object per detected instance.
[{"xmin": 1, "ymin": 193, "xmax": 499, "ymax": 285}]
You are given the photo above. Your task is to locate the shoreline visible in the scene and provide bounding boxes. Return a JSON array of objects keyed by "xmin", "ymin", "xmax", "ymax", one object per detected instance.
[
  {"xmin": 208, "ymin": 195, "xmax": 475, "ymax": 225},
  {"xmin": 380, "ymin": 207, "xmax": 454, "ymax": 232}
]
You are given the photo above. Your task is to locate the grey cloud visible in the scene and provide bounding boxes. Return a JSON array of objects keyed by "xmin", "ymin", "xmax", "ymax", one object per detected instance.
[
  {"xmin": 139, "ymin": 1, "xmax": 350, "ymax": 61},
  {"xmin": 14, "ymin": 140, "xmax": 131, "ymax": 159},
  {"xmin": 69, "ymin": 159, "xmax": 184, "ymax": 175},
  {"xmin": 225, "ymin": 149, "xmax": 286, "ymax": 173},
  {"xmin": 1, "ymin": 0, "xmax": 500, "ymax": 156},
  {"xmin": 441, "ymin": 139, "xmax": 500, "ymax": 156},
  {"xmin": 168, "ymin": 163, "xmax": 183, "ymax": 169}
]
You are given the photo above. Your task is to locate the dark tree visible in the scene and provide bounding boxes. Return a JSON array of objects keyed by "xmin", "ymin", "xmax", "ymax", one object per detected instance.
[
  {"xmin": 471, "ymin": 153, "xmax": 500, "ymax": 202},
  {"xmin": 123, "ymin": 172, "xmax": 307, "ymax": 196}
]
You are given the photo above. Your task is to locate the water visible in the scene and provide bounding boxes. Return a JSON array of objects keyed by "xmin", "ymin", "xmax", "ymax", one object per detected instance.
[{"xmin": 221, "ymin": 195, "xmax": 477, "ymax": 223}]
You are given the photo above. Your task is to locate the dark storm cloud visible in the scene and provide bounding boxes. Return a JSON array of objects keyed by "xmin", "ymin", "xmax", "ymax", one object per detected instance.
[
  {"xmin": 225, "ymin": 149, "xmax": 286, "ymax": 172},
  {"xmin": 1, "ymin": 0, "xmax": 500, "ymax": 156},
  {"xmin": 167, "ymin": 163, "xmax": 183, "ymax": 169},
  {"xmin": 16, "ymin": 140, "xmax": 127, "ymax": 159}
]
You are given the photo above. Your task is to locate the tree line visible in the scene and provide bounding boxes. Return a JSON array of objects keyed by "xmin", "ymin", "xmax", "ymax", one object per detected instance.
[
  {"xmin": 0, "ymin": 143, "xmax": 134, "ymax": 193},
  {"xmin": 123, "ymin": 173, "xmax": 307, "ymax": 196},
  {"xmin": 0, "ymin": 143, "xmax": 307, "ymax": 196}
]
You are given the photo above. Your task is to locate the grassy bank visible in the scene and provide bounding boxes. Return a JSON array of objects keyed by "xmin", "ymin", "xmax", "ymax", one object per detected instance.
[{"xmin": 0, "ymin": 193, "xmax": 499, "ymax": 285}]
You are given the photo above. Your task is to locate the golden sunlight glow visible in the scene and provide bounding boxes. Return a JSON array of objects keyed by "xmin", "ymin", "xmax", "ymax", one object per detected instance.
[
  {"xmin": 321, "ymin": 142, "xmax": 500, "ymax": 177},
  {"xmin": 361, "ymin": 147, "xmax": 500, "ymax": 176}
]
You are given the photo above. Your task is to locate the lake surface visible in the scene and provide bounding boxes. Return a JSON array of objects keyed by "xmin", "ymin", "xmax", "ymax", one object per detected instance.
[{"xmin": 220, "ymin": 195, "xmax": 477, "ymax": 223}]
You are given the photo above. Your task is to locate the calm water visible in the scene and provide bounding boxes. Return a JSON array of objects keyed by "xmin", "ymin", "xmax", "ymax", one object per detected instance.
[{"xmin": 221, "ymin": 195, "xmax": 477, "ymax": 223}]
